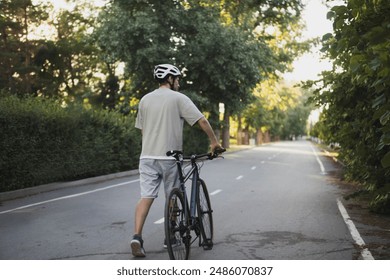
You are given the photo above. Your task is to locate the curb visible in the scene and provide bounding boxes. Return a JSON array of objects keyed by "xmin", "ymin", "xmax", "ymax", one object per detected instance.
[
  {"xmin": 0, "ymin": 169, "xmax": 139, "ymax": 202},
  {"xmin": 321, "ymin": 149, "xmax": 345, "ymax": 167}
]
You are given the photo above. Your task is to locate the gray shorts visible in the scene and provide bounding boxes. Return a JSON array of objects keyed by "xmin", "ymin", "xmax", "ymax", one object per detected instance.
[{"xmin": 139, "ymin": 159, "xmax": 180, "ymax": 198}]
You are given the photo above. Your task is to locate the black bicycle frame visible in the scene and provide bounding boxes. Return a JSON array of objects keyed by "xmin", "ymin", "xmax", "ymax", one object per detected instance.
[{"xmin": 175, "ymin": 156, "xmax": 200, "ymax": 222}]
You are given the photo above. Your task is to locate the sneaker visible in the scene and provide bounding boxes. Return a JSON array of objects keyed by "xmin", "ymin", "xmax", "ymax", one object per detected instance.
[{"xmin": 131, "ymin": 235, "xmax": 146, "ymax": 257}]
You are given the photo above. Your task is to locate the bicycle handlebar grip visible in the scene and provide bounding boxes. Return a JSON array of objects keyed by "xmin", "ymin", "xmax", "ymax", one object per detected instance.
[{"xmin": 212, "ymin": 147, "xmax": 226, "ymax": 158}]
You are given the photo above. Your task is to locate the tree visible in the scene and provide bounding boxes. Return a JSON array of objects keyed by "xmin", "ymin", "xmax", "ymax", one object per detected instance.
[
  {"xmin": 0, "ymin": 0, "xmax": 50, "ymax": 95},
  {"xmin": 309, "ymin": 0, "xmax": 390, "ymax": 213},
  {"xmin": 95, "ymin": 0, "xmax": 180, "ymax": 99},
  {"xmin": 214, "ymin": 0, "xmax": 310, "ymax": 146},
  {"xmin": 242, "ymin": 78, "xmax": 311, "ymax": 142},
  {"xmin": 95, "ymin": 0, "xmax": 308, "ymax": 147},
  {"xmin": 176, "ymin": 6, "xmax": 272, "ymax": 147},
  {"xmin": 33, "ymin": 2, "xmax": 103, "ymax": 103},
  {"xmin": 0, "ymin": 0, "xmax": 107, "ymax": 105}
]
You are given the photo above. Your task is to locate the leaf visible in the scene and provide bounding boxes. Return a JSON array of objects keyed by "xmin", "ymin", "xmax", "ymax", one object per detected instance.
[
  {"xmin": 322, "ymin": 33, "xmax": 333, "ymax": 41},
  {"xmin": 369, "ymin": 57, "xmax": 381, "ymax": 71},
  {"xmin": 349, "ymin": 54, "xmax": 364, "ymax": 72},
  {"xmin": 381, "ymin": 133, "xmax": 390, "ymax": 145},
  {"xmin": 372, "ymin": 94, "xmax": 386, "ymax": 108},
  {"xmin": 381, "ymin": 151, "xmax": 390, "ymax": 168},
  {"xmin": 331, "ymin": 5, "xmax": 349, "ymax": 15},
  {"xmin": 326, "ymin": 11, "xmax": 335, "ymax": 20},
  {"xmin": 380, "ymin": 111, "xmax": 390, "ymax": 125},
  {"xmin": 363, "ymin": 26, "xmax": 387, "ymax": 44}
]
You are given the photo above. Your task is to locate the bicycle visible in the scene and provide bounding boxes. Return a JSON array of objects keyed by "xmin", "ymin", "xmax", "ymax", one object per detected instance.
[{"xmin": 164, "ymin": 148, "xmax": 225, "ymax": 260}]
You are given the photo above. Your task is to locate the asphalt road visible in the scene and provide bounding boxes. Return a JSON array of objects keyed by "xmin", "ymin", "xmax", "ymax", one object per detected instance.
[{"xmin": 0, "ymin": 140, "xmax": 370, "ymax": 260}]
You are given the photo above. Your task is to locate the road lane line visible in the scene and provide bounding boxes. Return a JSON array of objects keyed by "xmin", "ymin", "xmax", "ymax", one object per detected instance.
[
  {"xmin": 209, "ymin": 189, "xmax": 222, "ymax": 196},
  {"xmin": 154, "ymin": 218, "xmax": 164, "ymax": 224},
  {"xmin": 261, "ymin": 161, "xmax": 265, "ymax": 164},
  {"xmin": 251, "ymin": 166, "xmax": 257, "ymax": 170},
  {"xmin": 0, "ymin": 179, "xmax": 140, "ymax": 215},
  {"xmin": 236, "ymin": 175, "xmax": 243, "ymax": 180},
  {"xmin": 310, "ymin": 144, "xmax": 327, "ymax": 174},
  {"xmin": 337, "ymin": 199, "xmax": 375, "ymax": 260}
]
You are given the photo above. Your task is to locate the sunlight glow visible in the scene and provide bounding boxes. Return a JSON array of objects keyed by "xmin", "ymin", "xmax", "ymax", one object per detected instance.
[{"xmin": 284, "ymin": 0, "xmax": 334, "ymax": 82}]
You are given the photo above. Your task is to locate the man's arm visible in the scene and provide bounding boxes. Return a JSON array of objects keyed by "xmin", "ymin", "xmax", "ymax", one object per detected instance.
[{"xmin": 197, "ymin": 117, "xmax": 223, "ymax": 152}]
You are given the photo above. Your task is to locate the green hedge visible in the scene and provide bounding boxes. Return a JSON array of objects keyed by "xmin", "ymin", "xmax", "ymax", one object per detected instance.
[
  {"xmin": 0, "ymin": 96, "xmax": 210, "ymax": 193},
  {"xmin": 183, "ymin": 122, "xmax": 210, "ymax": 155},
  {"xmin": 0, "ymin": 96, "xmax": 141, "ymax": 192}
]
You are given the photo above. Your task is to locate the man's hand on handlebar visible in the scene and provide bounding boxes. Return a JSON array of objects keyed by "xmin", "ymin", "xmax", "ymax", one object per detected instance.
[{"xmin": 210, "ymin": 145, "xmax": 226, "ymax": 159}]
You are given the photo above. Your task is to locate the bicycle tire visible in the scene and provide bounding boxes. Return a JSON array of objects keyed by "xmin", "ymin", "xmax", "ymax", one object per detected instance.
[
  {"xmin": 197, "ymin": 179, "xmax": 214, "ymax": 250},
  {"xmin": 164, "ymin": 188, "xmax": 191, "ymax": 260}
]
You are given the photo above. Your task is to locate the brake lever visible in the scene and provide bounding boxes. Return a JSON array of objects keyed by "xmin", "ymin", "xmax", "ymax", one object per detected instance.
[{"xmin": 211, "ymin": 148, "xmax": 226, "ymax": 159}]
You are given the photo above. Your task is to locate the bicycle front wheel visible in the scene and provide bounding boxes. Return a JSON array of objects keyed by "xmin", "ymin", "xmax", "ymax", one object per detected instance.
[
  {"xmin": 165, "ymin": 188, "xmax": 190, "ymax": 260},
  {"xmin": 197, "ymin": 179, "xmax": 214, "ymax": 250}
]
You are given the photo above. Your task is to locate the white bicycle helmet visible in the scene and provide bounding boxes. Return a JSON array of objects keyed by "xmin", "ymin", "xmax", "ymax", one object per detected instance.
[{"xmin": 154, "ymin": 64, "xmax": 181, "ymax": 80}]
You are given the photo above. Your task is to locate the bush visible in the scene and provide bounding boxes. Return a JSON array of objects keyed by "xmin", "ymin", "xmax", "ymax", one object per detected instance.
[
  {"xmin": 183, "ymin": 122, "xmax": 210, "ymax": 155},
  {"xmin": 0, "ymin": 96, "xmax": 210, "ymax": 192},
  {"xmin": 0, "ymin": 96, "xmax": 141, "ymax": 192}
]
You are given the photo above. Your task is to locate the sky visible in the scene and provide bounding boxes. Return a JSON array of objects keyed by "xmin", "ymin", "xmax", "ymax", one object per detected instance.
[{"xmin": 283, "ymin": 0, "xmax": 334, "ymax": 82}]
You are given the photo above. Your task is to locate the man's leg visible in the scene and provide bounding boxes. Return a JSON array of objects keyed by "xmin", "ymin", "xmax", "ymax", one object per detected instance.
[
  {"xmin": 134, "ymin": 197, "xmax": 154, "ymax": 235},
  {"xmin": 131, "ymin": 197, "xmax": 154, "ymax": 257}
]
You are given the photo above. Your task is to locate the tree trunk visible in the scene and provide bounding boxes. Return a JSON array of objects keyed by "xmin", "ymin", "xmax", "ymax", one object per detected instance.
[
  {"xmin": 222, "ymin": 105, "xmax": 230, "ymax": 148},
  {"xmin": 237, "ymin": 114, "xmax": 242, "ymax": 145},
  {"xmin": 208, "ymin": 105, "xmax": 220, "ymax": 143}
]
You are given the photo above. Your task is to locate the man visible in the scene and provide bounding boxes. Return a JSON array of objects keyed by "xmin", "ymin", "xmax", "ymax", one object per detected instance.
[{"xmin": 131, "ymin": 64, "xmax": 223, "ymax": 257}]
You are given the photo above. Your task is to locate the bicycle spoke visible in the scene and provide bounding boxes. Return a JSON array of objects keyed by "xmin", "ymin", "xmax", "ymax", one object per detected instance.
[{"xmin": 165, "ymin": 189, "xmax": 190, "ymax": 259}]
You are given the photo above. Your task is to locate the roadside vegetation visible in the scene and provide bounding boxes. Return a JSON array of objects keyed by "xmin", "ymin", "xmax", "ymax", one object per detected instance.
[
  {"xmin": 307, "ymin": 0, "xmax": 390, "ymax": 214},
  {"xmin": 0, "ymin": 0, "xmax": 388, "ymax": 213}
]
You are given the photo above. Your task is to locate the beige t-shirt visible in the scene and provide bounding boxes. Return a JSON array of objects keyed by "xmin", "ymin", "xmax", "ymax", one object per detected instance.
[{"xmin": 135, "ymin": 88, "xmax": 204, "ymax": 159}]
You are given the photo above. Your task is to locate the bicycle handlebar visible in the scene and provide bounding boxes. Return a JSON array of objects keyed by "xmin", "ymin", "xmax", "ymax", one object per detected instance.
[{"xmin": 166, "ymin": 147, "xmax": 226, "ymax": 161}]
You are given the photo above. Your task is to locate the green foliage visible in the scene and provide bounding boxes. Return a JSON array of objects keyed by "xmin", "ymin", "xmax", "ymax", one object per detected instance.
[
  {"xmin": 310, "ymin": 0, "xmax": 390, "ymax": 213},
  {"xmin": 177, "ymin": 9, "xmax": 267, "ymax": 114},
  {"xmin": 0, "ymin": 0, "xmax": 113, "ymax": 109},
  {"xmin": 281, "ymin": 102, "xmax": 312, "ymax": 139},
  {"xmin": 183, "ymin": 123, "xmax": 210, "ymax": 155},
  {"xmin": 0, "ymin": 95, "xmax": 141, "ymax": 192},
  {"xmin": 243, "ymin": 80, "xmax": 312, "ymax": 140},
  {"xmin": 0, "ymin": 0, "xmax": 51, "ymax": 95},
  {"xmin": 95, "ymin": 0, "xmax": 308, "ymax": 148},
  {"xmin": 95, "ymin": 0, "xmax": 179, "ymax": 98},
  {"xmin": 0, "ymin": 0, "xmax": 311, "ymax": 191},
  {"xmin": 309, "ymin": 113, "xmax": 333, "ymax": 143},
  {"xmin": 95, "ymin": 1, "xmax": 270, "ymax": 111}
]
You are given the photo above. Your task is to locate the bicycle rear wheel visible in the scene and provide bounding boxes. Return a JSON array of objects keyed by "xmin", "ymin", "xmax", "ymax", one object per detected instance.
[
  {"xmin": 165, "ymin": 188, "xmax": 190, "ymax": 260},
  {"xmin": 197, "ymin": 179, "xmax": 214, "ymax": 250}
]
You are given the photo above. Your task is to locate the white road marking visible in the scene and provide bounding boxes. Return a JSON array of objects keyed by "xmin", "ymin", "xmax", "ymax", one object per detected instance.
[
  {"xmin": 261, "ymin": 161, "xmax": 265, "ymax": 164},
  {"xmin": 0, "ymin": 179, "xmax": 140, "ymax": 215},
  {"xmin": 236, "ymin": 175, "xmax": 244, "ymax": 180},
  {"xmin": 209, "ymin": 189, "xmax": 222, "ymax": 196},
  {"xmin": 337, "ymin": 199, "xmax": 375, "ymax": 260},
  {"xmin": 154, "ymin": 218, "xmax": 165, "ymax": 224},
  {"xmin": 251, "ymin": 166, "xmax": 257, "ymax": 170},
  {"xmin": 310, "ymin": 144, "xmax": 327, "ymax": 174}
]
